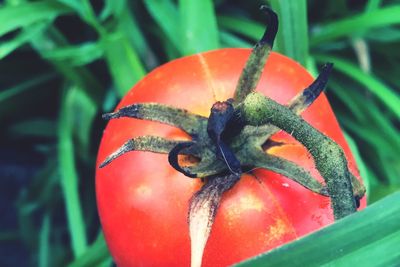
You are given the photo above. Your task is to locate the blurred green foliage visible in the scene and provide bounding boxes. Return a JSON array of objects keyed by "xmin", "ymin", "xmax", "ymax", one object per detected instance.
[{"xmin": 0, "ymin": 0, "xmax": 399, "ymax": 266}]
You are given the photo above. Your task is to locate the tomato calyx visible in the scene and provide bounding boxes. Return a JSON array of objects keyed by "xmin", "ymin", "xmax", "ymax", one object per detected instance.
[{"xmin": 100, "ymin": 6, "xmax": 366, "ymax": 267}]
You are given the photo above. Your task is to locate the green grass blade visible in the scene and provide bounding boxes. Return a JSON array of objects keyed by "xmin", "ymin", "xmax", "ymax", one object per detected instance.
[
  {"xmin": 365, "ymin": 0, "xmax": 383, "ymax": 12},
  {"xmin": 311, "ymin": 6, "xmax": 400, "ymax": 46},
  {"xmin": 56, "ymin": 0, "xmax": 103, "ymax": 34},
  {"xmin": 330, "ymin": 78, "xmax": 400, "ymax": 188},
  {"xmin": 219, "ymin": 31, "xmax": 252, "ymax": 48},
  {"xmin": 30, "ymin": 26, "xmax": 104, "ymax": 104},
  {"xmin": 42, "ymin": 42, "xmax": 103, "ymax": 66},
  {"xmin": 39, "ymin": 214, "xmax": 51, "ymax": 267},
  {"xmin": 116, "ymin": 7, "xmax": 152, "ymax": 66},
  {"xmin": 179, "ymin": 0, "xmax": 219, "ymax": 55},
  {"xmin": 315, "ymin": 54, "xmax": 400, "ymax": 119},
  {"xmin": 340, "ymin": 118, "xmax": 396, "ymax": 154},
  {"xmin": 58, "ymin": 87, "xmax": 88, "ymax": 258},
  {"xmin": 67, "ymin": 232, "xmax": 112, "ymax": 267},
  {"xmin": 365, "ymin": 26, "xmax": 400, "ymax": 42},
  {"xmin": 330, "ymin": 81, "xmax": 400, "ymax": 149},
  {"xmin": 343, "ymin": 132, "xmax": 375, "ymax": 200},
  {"xmin": 0, "ymin": 1, "xmax": 72, "ymax": 36},
  {"xmin": 0, "ymin": 73, "xmax": 55, "ymax": 104},
  {"xmin": 55, "ymin": 0, "xmax": 82, "ymax": 14},
  {"xmin": 8, "ymin": 119, "xmax": 56, "ymax": 138},
  {"xmin": 100, "ymin": 0, "xmax": 125, "ymax": 20},
  {"xmin": 65, "ymin": 86, "xmax": 97, "ymax": 159},
  {"xmin": 328, "ymin": 80, "xmax": 366, "ymax": 122},
  {"xmin": 0, "ymin": 23, "xmax": 48, "ymax": 59},
  {"xmin": 235, "ymin": 192, "xmax": 400, "ymax": 267},
  {"xmin": 269, "ymin": 0, "xmax": 309, "ymax": 65},
  {"xmin": 144, "ymin": 0, "xmax": 181, "ymax": 54},
  {"xmin": 103, "ymin": 33, "xmax": 146, "ymax": 97},
  {"xmin": 218, "ymin": 15, "xmax": 264, "ymax": 41}
]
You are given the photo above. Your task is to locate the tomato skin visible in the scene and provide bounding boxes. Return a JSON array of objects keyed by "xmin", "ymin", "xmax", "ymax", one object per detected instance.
[{"xmin": 96, "ymin": 49, "xmax": 366, "ymax": 267}]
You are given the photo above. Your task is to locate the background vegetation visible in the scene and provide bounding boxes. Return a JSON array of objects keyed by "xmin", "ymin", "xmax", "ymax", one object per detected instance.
[{"xmin": 0, "ymin": 0, "xmax": 399, "ymax": 266}]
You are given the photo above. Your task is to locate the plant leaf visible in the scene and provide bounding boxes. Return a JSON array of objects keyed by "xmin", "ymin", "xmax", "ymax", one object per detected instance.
[
  {"xmin": 0, "ymin": 23, "xmax": 48, "ymax": 59},
  {"xmin": 41, "ymin": 42, "xmax": 103, "ymax": 66},
  {"xmin": 269, "ymin": 0, "xmax": 309, "ymax": 65},
  {"xmin": 67, "ymin": 233, "xmax": 112, "ymax": 267},
  {"xmin": 179, "ymin": 0, "xmax": 219, "ymax": 55},
  {"xmin": 235, "ymin": 192, "xmax": 400, "ymax": 267},
  {"xmin": 315, "ymin": 54, "xmax": 400, "ymax": 119},
  {"xmin": 218, "ymin": 15, "xmax": 264, "ymax": 41},
  {"xmin": 0, "ymin": 1, "xmax": 72, "ymax": 37},
  {"xmin": 58, "ymin": 87, "xmax": 88, "ymax": 258},
  {"xmin": 0, "ymin": 73, "xmax": 55, "ymax": 104},
  {"xmin": 143, "ymin": 0, "xmax": 181, "ymax": 54},
  {"xmin": 39, "ymin": 214, "xmax": 51, "ymax": 267},
  {"xmin": 103, "ymin": 33, "xmax": 146, "ymax": 96},
  {"xmin": 219, "ymin": 31, "xmax": 252, "ymax": 48},
  {"xmin": 8, "ymin": 119, "xmax": 56, "ymax": 138},
  {"xmin": 311, "ymin": 6, "xmax": 400, "ymax": 45},
  {"xmin": 100, "ymin": 0, "xmax": 126, "ymax": 20}
]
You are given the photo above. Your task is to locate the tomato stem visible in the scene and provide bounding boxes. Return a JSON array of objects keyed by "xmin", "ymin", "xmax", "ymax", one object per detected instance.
[{"xmin": 241, "ymin": 92, "xmax": 360, "ymax": 219}]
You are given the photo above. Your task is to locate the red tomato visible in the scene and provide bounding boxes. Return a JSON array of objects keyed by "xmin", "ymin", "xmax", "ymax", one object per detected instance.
[{"xmin": 96, "ymin": 49, "xmax": 366, "ymax": 267}]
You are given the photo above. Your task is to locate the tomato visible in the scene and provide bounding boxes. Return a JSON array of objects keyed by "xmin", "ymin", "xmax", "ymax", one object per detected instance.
[{"xmin": 96, "ymin": 49, "xmax": 366, "ymax": 267}]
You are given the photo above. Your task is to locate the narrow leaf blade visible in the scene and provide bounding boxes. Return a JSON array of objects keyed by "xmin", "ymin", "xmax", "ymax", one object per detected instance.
[
  {"xmin": 0, "ymin": 1, "xmax": 72, "ymax": 36},
  {"xmin": 315, "ymin": 54, "xmax": 400, "ymax": 119},
  {"xmin": 103, "ymin": 34, "xmax": 146, "ymax": 96},
  {"xmin": 235, "ymin": 192, "xmax": 400, "ymax": 267},
  {"xmin": 269, "ymin": 0, "xmax": 309, "ymax": 65},
  {"xmin": 179, "ymin": 0, "xmax": 220, "ymax": 55},
  {"xmin": 311, "ymin": 6, "xmax": 400, "ymax": 46}
]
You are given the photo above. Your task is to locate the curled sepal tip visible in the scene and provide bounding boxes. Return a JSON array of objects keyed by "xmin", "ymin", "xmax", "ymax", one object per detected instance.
[
  {"xmin": 99, "ymin": 136, "xmax": 181, "ymax": 168},
  {"xmin": 207, "ymin": 100, "xmax": 242, "ymax": 175},
  {"xmin": 301, "ymin": 63, "xmax": 333, "ymax": 106},
  {"xmin": 102, "ymin": 103, "xmax": 206, "ymax": 136},
  {"xmin": 259, "ymin": 5, "xmax": 278, "ymax": 48},
  {"xmin": 168, "ymin": 142, "xmax": 198, "ymax": 178},
  {"xmin": 288, "ymin": 62, "xmax": 333, "ymax": 114},
  {"xmin": 233, "ymin": 6, "xmax": 278, "ymax": 104},
  {"xmin": 189, "ymin": 173, "xmax": 240, "ymax": 267}
]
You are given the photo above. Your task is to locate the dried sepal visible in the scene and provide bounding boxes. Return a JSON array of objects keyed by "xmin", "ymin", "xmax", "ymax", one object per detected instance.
[
  {"xmin": 189, "ymin": 173, "xmax": 241, "ymax": 267},
  {"xmin": 288, "ymin": 63, "xmax": 333, "ymax": 114},
  {"xmin": 168, "ymin": 142, "xmax": 198, "ymax": 178},
  {"xmin": 99, "ymin": 136, "xmax": 182, "ymax": 168},
  {"xmin": 103, "ymin": 103, "xmax": 207, "ymax": 136}
]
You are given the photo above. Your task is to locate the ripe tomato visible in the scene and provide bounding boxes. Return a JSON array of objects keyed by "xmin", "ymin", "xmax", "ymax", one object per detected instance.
[{"xmin": 96, "ymin": 49, "xmax": 366, "ymax": 267}]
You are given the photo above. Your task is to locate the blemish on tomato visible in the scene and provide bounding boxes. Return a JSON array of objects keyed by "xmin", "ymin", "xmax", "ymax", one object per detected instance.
[
  {"xmin": 135, "ymin": 184, "xmax": 152, "ymax": 197},
  {"xmin": 264, "ymin": 218, "xmax": 291, "ymax": 244},
  {"xmin": 226, "ymin": 194, "xmax": 265, "ymax": 219}
]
